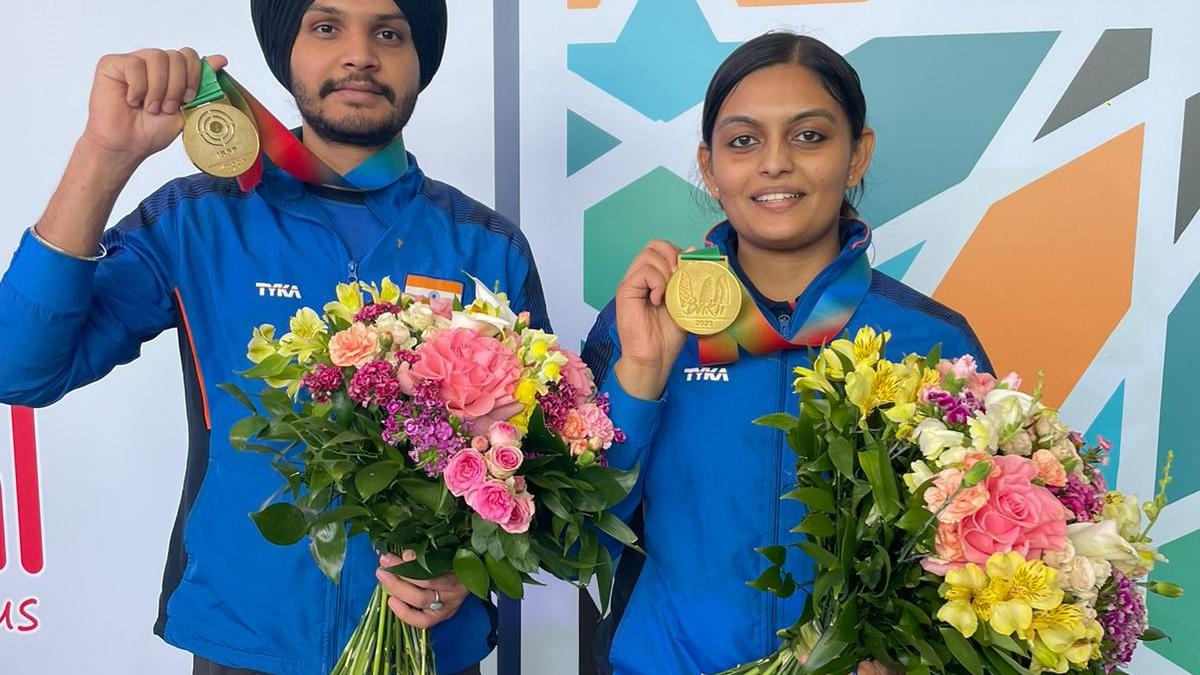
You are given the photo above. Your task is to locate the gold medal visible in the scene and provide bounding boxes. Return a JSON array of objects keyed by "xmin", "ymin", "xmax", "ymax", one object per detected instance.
[
  {"xmin": 665, "ymin": 255, "xmax": 742, "ymax": 335},
  {"xmin": 182, "ymin": 99, "xmax": 260, "ymax": 178}
]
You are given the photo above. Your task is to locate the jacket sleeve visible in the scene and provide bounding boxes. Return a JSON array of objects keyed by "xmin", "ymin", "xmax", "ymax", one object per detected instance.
[
  {"xmin": 502, "ymin": 228, "xmax": 552, "ymax": 333},
  {"xmin": 0, "ymin": 195, "xmax": 179, "ymax": 407},
  {"xmin": 581, "ymin": 301, "xmax": 666, "ymax": 560}
]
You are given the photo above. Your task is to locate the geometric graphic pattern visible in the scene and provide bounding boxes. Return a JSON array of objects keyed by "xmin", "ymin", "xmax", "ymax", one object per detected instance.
[
  {"xmin": 874, "ymin": 241, "xmax": 925, "ymax": 282},
  {"xmin": 849, "ymin": 32, "xmax": 1059, "ymax": 227},
  {"xmin": 568, "ymin": 0, "xmax": 739, "ymax": 121},
  {"xmin": 568, "ymin": 110, "xmax": 622, "ymax": 176},
  {"xmin": 582, "ymin": 167, "xmax": 709, "ymax": 309},
  {"xmin": 1176, "ymin": 92, "xmax": 1200, "ymax": 241},
  {"xmin": 1036, "ymin": 29, "xmax": 1153, "ymax": 140},
  {"xmin": 934, "ymin": 126, "xmax": 1143, "ymax": 408},
  {"xmin": 1158, "ymin": 269, "xmax": 1200, "ymax": 502},
  {"xmin": 1084, "ymin": 381, "xmax": 1125, "ymax": 488},
  {"xmin": 1146, "ymin": 530, "xmax": 1200, "ymax": 673}
]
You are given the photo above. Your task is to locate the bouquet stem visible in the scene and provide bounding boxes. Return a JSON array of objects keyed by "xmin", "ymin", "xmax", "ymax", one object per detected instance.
[{"xmin": 331, "ymin": 585, "xmax": 438, "ymax": 675}]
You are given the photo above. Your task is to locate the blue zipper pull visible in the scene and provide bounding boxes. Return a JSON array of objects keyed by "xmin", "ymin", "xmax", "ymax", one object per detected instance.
[{"xmin": 348, "ymin": 260, "xmax": 358, "ymax": 283}]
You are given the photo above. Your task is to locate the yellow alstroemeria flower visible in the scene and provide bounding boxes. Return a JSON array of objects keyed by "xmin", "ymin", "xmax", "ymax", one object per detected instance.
[
  {"xmin": 1025, "ymin": 604, "xmax": 1103, "ymax": 673},
  {"xmin": 247, "ymin": 324, "xmax": 278, "ymax": 364},
  {"xmin": 324, "ymin": 282, "xmax": 365, "ymax": 323},
  {"xmin": 937, "ymin": 562, "xmax": 990, "ymax": 638},
  {"xmin": 829, "ymin": 326, "xmax": 890, "ymax": 373},
  {"xmin": 980, "ymin": 552, "xmax": 1064, "ymax": 636},
  {"xmin": 793, "ymin": 354, "xmax": 837, "ymax": 395},
  {"xmin": 846, "ymin": 359, "xmax": 911, "ymax": 422},
  {"xmin": 278, "ymin": 308, "xmax": 329, "ymax": 364}
]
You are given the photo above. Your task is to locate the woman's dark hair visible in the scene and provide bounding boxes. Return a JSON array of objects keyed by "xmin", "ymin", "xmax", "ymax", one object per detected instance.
[{"xmin": 701, "ymin": 32, "xmax": 868, "ymax": 218}]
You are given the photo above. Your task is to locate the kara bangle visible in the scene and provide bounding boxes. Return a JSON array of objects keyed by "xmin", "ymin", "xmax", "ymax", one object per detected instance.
[{"xmin": 29, "ymin": 226, "xmax": 107, "ymax": 261}]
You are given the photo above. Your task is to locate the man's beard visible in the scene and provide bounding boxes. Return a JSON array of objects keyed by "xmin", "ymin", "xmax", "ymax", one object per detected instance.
[{"xmin": 293, "ymin": 76, "xmax": 417, "ymax": 148}]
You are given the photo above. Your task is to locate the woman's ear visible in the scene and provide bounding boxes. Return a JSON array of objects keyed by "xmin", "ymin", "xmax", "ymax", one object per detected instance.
[
  {"xmin": 847, "ymin": 127, "xmax": 876, "ymax": 188},
  {"xmin": 698, "ymin": 143, "xmax": 719, "ymax": 199}
]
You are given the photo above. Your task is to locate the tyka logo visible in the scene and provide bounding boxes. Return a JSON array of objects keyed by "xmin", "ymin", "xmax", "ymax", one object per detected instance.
[
  {"xmin": 255, "ymin": 282, "xmax": 302, "ymax": 299},
  {"xmin": 1, "ymin": 406, "xmax": 43, "ymax": 634},
  {"xmin": 1, "ymin": 406, "xmax": 43, "ymax": 576},
  {"xmin": 683, "ymin": 367, "xmax": 730, "ymax": 382}
]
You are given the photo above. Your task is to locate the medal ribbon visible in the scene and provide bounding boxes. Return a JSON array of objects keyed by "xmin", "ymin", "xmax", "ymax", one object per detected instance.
[
  {"xmin": 694, "ymin": 230, "xmax": 873, "ymax": 366},
  {"xmin": 184, "ymin": 61, "xmax": 409, "ymax": 192}
]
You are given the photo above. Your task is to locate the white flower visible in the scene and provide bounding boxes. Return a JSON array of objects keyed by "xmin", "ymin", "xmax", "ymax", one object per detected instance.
[{"xmin": 914, "ymin": 419, "xmax": 966, "ymax": 461}]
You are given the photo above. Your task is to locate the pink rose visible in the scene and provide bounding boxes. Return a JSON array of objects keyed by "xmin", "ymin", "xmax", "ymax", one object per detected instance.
[
  {"xmin": 512, "ymin": 476, "xmax": 527, "ymax": 492},
  {"xmin": 579, "ymin": 403, "xmax": 615, "ymax": 449},
  {"xmin": 485, "ymin": 445, "xmax": 524, "ymax": 479},
  {"xmin": 922, "ymin": 521, "xmax": 969, "ymax": 575},
  {"xmin": 466, "ymin": 480, "xmax": 516, "ymax": 524},
  {"xmin": 488, "ymin": 421, "xmax": 522, "ymax": 447},
  {"xmin": 444, "ymin": 449, "xmax": 488, "ymax": 497},
  {"xmin": 412, "ymin": 329, "xmax": 522, "ymax": 421},
  {"xmin": 959, "ymin": 455, "xmax": 1069, "ymax": 565},
  {"xmin": 429, "ymin": 296, "xmax": 454, "ymax": 319},
  {"xmin": 1032, "ymin": 449, "xmax": 1068, "ymax": 487},
  {"xmin": 924, "ymin": 468, "xmax": 990, "ymax": 524},
  {"xmin": 559, "ymin": 350, "xmax": 596, "ymax": 403},
  {"xmin": 395, "ymin": 361, "xmax": 418, "ymax": 396},
  {"xmin": 329, "ymin": 323, "xmax": 382, "ymax": 368},
  {"xmin": 501, "ymin": 492, "xmax": 536, "ymax": 534},
  {"xmin": 471, "ymin": 436, "xmax": 490, "ymax": 453}
]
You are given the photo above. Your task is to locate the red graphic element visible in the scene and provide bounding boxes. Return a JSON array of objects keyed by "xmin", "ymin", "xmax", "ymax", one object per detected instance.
[
  {"xmin": 0, "ymin": 597, "xmax": 40, "ymax": 633},
  {"xmin": 1, "ymin": 406, "xmax": 44, "ymax": 575}
]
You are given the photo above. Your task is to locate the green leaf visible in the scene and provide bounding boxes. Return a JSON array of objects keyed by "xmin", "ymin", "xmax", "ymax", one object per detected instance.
[
  {"xmin": 397, "ymin": 477, "xmax": 450, "ymax": 514},
  {"xmin": 939, "ymin": 626, "xmax": 984, "ymax": 675},
  {"xmin": 756, "ymin": 545, "xmax": 787, "ymax": 566},
  {"xmin": 754, "ymin": 412, "xmax": 799, "ymax": 431},
  {"xmin": 578, "ymin": 467, "xmax": 631, "ymax": 510},
  {"xmin": 747, "ymin": 565, "xmax": 783, "ymax": 592},
  {"xmin": 485, "ymin": 552, "xmax": 524, "ymax": 599},
  {"xmin": 828, "ymin": 436, "xmax": 855, "ymax": 477},
  {"xmin": 240, "ymin": 353, "xmax": 292, "ymax": 379},
  {"xmin": 310, "ymin": 505, "xmax": 370, "ymax": 529},
  {"xmin": 796, "ymin": 542, "xmax": 839, "ymax": 570},
  {"xmin": 794, "ymin": 513, "xmax": 836, "ymax": 538},
  {"xmin": 782, "ymin": 486, "xmax": 835, "ymax": 513},
  {"xmin": 250, "ymin": 503, "xmax": 306, "ymax": 546},
  {"xmin": 898, "ymin": 507, "xmax": 933, "ymax": 533},
  {"xmin": 1141, "ymin": 626, "xmax": 1169, "ymax": 642},
  {"xmin": 260, "ymin": 387, "xmax": 296, "ymax": 417},
  {"xmin": 309, "ymin": 521, "xmax": 347, "ymax": 583},
  {"xmin": 355, "ymin": 461, "xmax": 403, "ymax": 499},
  {"xmin": 595, "ymin": 512, "xmax": 640, "ymax": 549},
  {"xmin": 386, "ymin": 548, "xmax": 454, "ymax": 580},
  {"xmin": 453, "ymin": 549, "xmax": 490, "ymax": 599},
  {"xmin": 218, "ymin": 383, "xmax": 258, "ymax": 413},
  {"xmin": 596, "ymin": 545, "xmax": 615, "ymax": 615},
  {"xmin": 859, "ymin": 446, "xmax": 901, "ymax": 519},
  {"xmin": 327, "ymin": 430, "xmax": 372, "ymax": 446},
  {"xmin": 230, "ymin": 415, "xmax": 269, "ymax": 450},
  {"xmin": 499, "ymin": 533, "xmax": 536, "ymax": 573},
  {"xmin": 924, "ymin": 343, "xmax": 943, "ymax": 369}
]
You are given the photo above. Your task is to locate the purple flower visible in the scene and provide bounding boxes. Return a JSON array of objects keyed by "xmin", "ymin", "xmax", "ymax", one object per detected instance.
[
  {"xmin": 538, "ymin": 382, "xmax": 580, "ymax": 434},
  {"xmin": 1098, "ymin": 569, "xmax": 1147, "ymax": 671},
  {"xmin": 347, "ymin": 360, "xmax": 402, "ymax": 407},
  {"xmin": 927, "ymin": 389, "xmax": 985, "ymax": 426},
  {"xmin": 353, "ymin": 301, "xmax": 402, "ymax": 324},
  {"xmin": 383, "ymin": 379, "xmax": 468, "ymax": 476},
  {"xmin": 303, "ymin": 364, "xmax": 345, "ymax": 402},
  {"xmin": 1053, "ymin": 472, "xmax": 1107, "ymax": 522}
]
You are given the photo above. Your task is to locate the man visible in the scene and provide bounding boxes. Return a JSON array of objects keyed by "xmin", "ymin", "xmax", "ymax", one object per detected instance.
[{"xmin": 0, "ymin": 1, "xmax": 546, "ymax": 673}]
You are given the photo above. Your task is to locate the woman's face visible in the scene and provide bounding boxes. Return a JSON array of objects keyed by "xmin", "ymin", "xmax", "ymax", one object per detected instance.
[{"xmin": 699, "ymin": 63, "xmax": 874, "ymax": 252}]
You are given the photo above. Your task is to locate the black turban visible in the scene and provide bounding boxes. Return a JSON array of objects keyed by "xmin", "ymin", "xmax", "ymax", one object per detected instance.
[{"xmin": 250, "ymin": 0, "xmax": 448, "ymax": 92}]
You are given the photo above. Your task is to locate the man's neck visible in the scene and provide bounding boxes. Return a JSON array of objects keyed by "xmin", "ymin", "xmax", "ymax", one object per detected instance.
[{"xmin": 300, "ymin": 124, "xmax": 390, "ymax": 176}]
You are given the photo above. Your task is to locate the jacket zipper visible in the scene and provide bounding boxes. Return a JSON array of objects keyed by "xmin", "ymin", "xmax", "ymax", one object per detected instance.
[{"xmin": 770, "ymin": 315, "xmax": 790, "ymax": 650}]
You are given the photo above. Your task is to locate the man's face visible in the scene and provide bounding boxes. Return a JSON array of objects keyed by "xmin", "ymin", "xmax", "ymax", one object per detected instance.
[{"xmin": 290, "ymin": 0, "xmax": 420, "ymax": 147}]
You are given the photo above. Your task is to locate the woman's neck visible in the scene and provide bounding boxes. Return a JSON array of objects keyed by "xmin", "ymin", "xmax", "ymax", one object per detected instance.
[{"xmin": 736, "ymin": 225, "xmax": 842, "ymax": 303}]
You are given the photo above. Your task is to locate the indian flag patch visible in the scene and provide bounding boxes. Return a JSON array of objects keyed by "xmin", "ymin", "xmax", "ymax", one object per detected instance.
[{"xmin": 404, "ymin": 274, "xmax": 464, "ymax": 302}]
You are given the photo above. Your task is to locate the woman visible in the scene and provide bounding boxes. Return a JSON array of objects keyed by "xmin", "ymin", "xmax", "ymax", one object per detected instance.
[{"xmin": 582, "ymin": 32, "xmax": 991, "ymax": 674}]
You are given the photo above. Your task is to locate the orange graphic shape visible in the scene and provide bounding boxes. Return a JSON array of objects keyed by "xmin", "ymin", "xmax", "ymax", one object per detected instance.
[
  {"xmin": 934, "ymin": 125, "xmax": 1143, "ymax": 407},
  {"xmin": 568, "ymin": 0, "xmax": 602, "ymax": 8}
]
